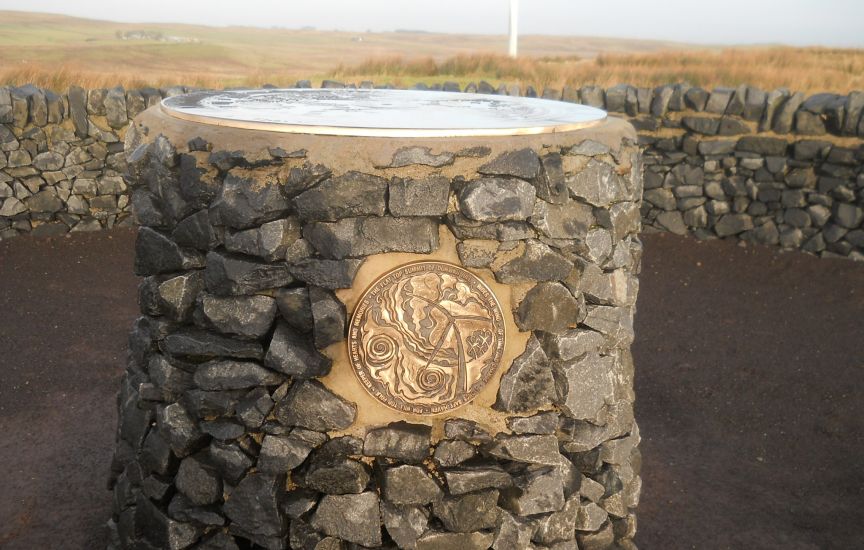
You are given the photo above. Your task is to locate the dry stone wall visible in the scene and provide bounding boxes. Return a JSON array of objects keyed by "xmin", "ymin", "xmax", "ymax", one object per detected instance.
[{"xmin": 1, "ymin": 82, "xmax": 863, "ymax": 260}]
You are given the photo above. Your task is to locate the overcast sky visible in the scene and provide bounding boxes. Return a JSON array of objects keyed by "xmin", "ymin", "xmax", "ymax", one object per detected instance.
[{"xmin": 2, "ymin": 0, "xmax": 862, "ymax": 47}]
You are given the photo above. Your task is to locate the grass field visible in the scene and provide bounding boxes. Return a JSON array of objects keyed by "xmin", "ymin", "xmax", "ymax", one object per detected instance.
[{"xmin": 1, "ymin": 10, "xmax": 862, "ymax": 94}]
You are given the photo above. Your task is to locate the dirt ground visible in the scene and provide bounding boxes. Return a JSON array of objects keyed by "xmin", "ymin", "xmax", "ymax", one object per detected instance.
[{"xmin": 0, "ymin": 229, "xmax": 862, "ymax": 550}]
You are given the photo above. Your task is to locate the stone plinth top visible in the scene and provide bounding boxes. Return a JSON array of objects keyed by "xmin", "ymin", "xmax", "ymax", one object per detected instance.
[{"xmin": 160, "ymin": 88, "xmax": 607, "ymax": 137}]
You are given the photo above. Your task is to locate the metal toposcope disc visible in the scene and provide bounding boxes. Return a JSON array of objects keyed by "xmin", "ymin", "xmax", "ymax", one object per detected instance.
[
  {"xmin": 348, "ymin": 261, "xmax": 506, "ymax": 415},
  {"xmin": 160, "ymin": 88, "xmax": 607, "ymax": 137}
]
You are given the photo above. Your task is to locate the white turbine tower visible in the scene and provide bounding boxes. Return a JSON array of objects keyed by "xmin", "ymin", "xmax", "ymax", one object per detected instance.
[{"xmin": 509, "ymin": 0, "xmax": 519, "ymax": 58}]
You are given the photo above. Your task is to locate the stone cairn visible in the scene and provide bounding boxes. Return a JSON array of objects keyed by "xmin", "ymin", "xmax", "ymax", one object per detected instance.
[{"xmin": 108, "ymin": 110, "xmax": 644, "ymax": 549}]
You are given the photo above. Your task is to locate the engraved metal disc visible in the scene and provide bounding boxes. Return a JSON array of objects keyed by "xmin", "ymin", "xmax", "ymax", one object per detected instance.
[
  {"xmin": 348, "ymin": 261, "xmax": 506, "ymax": 415},
  {"xmin": 160, "ymin": 88, "xmax": 607, "ymax": 137}
]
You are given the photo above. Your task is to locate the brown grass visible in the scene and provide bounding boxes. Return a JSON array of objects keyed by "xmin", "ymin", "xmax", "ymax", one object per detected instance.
[
  {"xmin": 330, "ymin": 48, "xmax": 864, "ymax": 95},
  {"xmin": 0, "ymin": 10, "xmax": 861, "ymax": 95}
]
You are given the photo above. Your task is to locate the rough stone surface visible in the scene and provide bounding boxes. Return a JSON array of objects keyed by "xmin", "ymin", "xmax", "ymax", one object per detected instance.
[
  {"xmin": 432, "ymin": 489, "xmax": 500, "ymax": 532},
  {"xmin": 194, "ymin": 293, "xmax": 277, "ymax": 339},
  {"xmin": 516, "ymin": 282, "xmax": 583, "ymax": 332},
  {"xmin": 310, "ymin": 492, "xmax": 382, "ymax": 547},
  {"xmin": 294, "ymin": 171, "xmax": 387, "ymax": 221},
  {"xmin": 382, "ymin": 465, "xmax": 443, "ymax": 505},
  {"xmin": 458, "ymin": 178, "xmax": 536, "ymax": 222},
  {"xmin": 304, "ymin": 216, "xmax": 439, "ymax": 259},
  {"xmin": 495, "ymin": 335, "xmax": 557, "ymax": 413},
  {"xmin": 273, "ymin": 380, "xmax": 356, "ymax": 431},
  {"xmin": 265, "ymin": 322, "xmax": 331, "ymax": 378},
  {"xmin": 364, "ymin": 422, "xmax": 431, "ymax": 463}
]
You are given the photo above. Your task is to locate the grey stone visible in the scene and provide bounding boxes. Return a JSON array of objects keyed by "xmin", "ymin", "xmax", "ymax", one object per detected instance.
[
  {"xmin": 416, "ymin": 531, "xmax": 494, "ymax": 550},
  {"xmin": 210, "ymin": 169, "xmax": 291, "ymax": 229},
  {"xmin": 24, "ymin": 188, "xmax": 63, "ymax": 213},
  {"xmin": 265, "ymin": 322, "xmax": 332, "ymax": 378},
  {"xmin": 443, "ymin": 419, "xmax": 492, "ymax": 444},
  {"xmin": 105, "ymin": 87, "xmax": 128, "ymax": 129},
  {"xmin": 650, "ymin": 85, "xmax": 673, "ymax": 117},
  {"xmin": 193, "ymin": 360, "xmax": 282, "ymax": 390},
  {"xmin": 458, "ymin": 178, "xmax": 536, "ymax": 221},
  {"xmin": 717, "ymin": 116, "xmax": 751, "ymax": 136},
  {"xmin": 577, "ymin": 523, "xmax": 614, "ymax": 549},
  {"xmin": 432, "ymin": 489, "xmax": 500, "ymax": 532},
  {"xmin": 68, "ymin": 86, "xmax": 89, "ymax": 138},
  {"xmin": 479, "ymin": 148, "xmax": 540, "ymax": 179},
  {"xmin": 381, "ymin": 502, "xmax": 429, "ymax": 550},
  {"xmin": 833, "ymin": 203, "xmax": 864, "ymax": 229},
  {"xmin": 494, "ymin": 335, "xmax": 556, "ymax": 413},
  {"xmin": 737, "ymin": 136, "xmax": 788, "ymax": 156},
  {"xmin": 553, "ymin": 353, "xmax": 615, "ymax": 422},
  {"xmin": 204, "ymin": 251, "xmax": 292, "ymax": 296},
  {"xmin": 176, "ymin": 454, "xmax": 222, "ymax": 506},
  {"xmin": 274, "ymin": 288, "xmax": 313, "ymax": 331},
  {"xmin": 492, "ymin": 510, "xmax": 534, "ymax": 550},
  {"xmin": 531, "ymin": 200, "xmax": 594, "ymax": 239},
  {"xmin": 795, "ymin": 111, "xmax": 826, "ymax": 135},
  {"xmin": 580, "ymin": 86, "xmax": 605, "ymax": 109},
  {"xmin": 567, "ymin": 160, "xmax": 628, "ymax": 207},
  {"xmin": 304, "ymin": 216, "xmax": 439, "ymax": 259},
  {"xmin": 493, "ymin": 240, "xmax": 573, "ymax": 283},
  {"xmin": 282, "ymin": 488, "xmax": 318, "ymax": 519},
  {"xmin": 364, "ymin": 421, "xmax": 431, "ymax": 463},
  {"xmin": 684, "ymin": 87, "xmax": 709, "ymax": 111},
  {"xmin": 0, "ymin": 197, "xmax": 26, "ymax": 217},
  {"xmin": 743, "ymin": 87, "xmax": 767, "ymax": 121},
  {"xmin": 485, "ymin": 434, "xmax": 562, "ymax": 465},
  {"xmin": 161, "ymin": 329, "xmax": 263, "ymax": 360},
  {"xmin": 842, "ymin": 91, "xmax": 864, "ymax": 135},
  {"xmin": 456, "ymin": 239, "xmax": 499, "ymax": 268},
  {"xmin": 224, "ymin": 218, "xmax": 301, "ymax": 261},
  {"xmin": 310, "ymin": 492, "xmax": 382, "ymax": 547},
  {"xmin": 501, "ymin": 465, "xmax": 565, "ymax": 516},
  {"xmin": 288, "ymin": 258, "xmax": 364, "ymax": 289},
  {"xmin": 223, "ymin": 474, "xmax": 286, "ymax": 538},
  {"xmin": 698, "ymin": 139, "xmax": 736, "ymax": 156},
  {"xmin": 274, "ymin": 380, "xmax": 356, "ymax": 431},
  {"xmin": 538, "ymin": 329, "xmax": 606, "ymax": 361},
  {"xmin": 715, "ymin": 213, "xmax": 755, "ymax": 236},
  {"xmin": 506, "ymin": 411, "xmax": 559, "ymax": 435},
  {"xmin": 644, "ymin": 188, "xmax": 676, "ymax": 210},
  {"xmin": 32, "ymin": 151, "xmax": 64, "ymax": 171},
  {"xmin": 516, "ymin": 282, "xmax": 582, "ymax": 333},
  {"xmin": 135, "ymin": 494, "xmax": 203, "ymax": 550},
  {"xmin": 304, "ymin": 457, "xmax": 371, "ymax": 494},
  {"xmin": 157, "ymin": 403, "xmax": 206, "ymax": 457},
  {"xmin": 195, "ymin": 293, "xmax": 276, "ymax": 339},
  {"xmin": 157, "ymin": 272, "xmax": 204, "ymax": 322},
  {"xmin": 294, "ymin": 171, "xmax": 387, "ymax": 221},
  {"xmin": 534, "ymin": 496, "xmax": 580, "ymax": 545},
  {"xmin": 773, "ymin": 92, "xmax": 805, "ymax": 134},
  {"xmin": 235, "ymin": 387, "xmax": 274, "ymax": 429},
  {"xmin": 208, "ymin": 441, "xmax": 253, "ymax": 485},
  {"xmin": 382, "ymin": 465, "xmax": 443, "ymax": 505},
  {"xmin": 200, "ymin": 419, "xmax": 245, "ymax": 440},
  {"xmin": 389, "ymin": 175, "xmax": 450, "ymax": 216},
  {"xmin": 537, "ymin": 153, "xmax": 568, "ymax": 204},
  {"xmin": 433, "ymin": 440, "xmax": 477, "ymax": 468},
  {"xmin": 387, "ymin": 146, "xmax": 454, "ymax": 168},
  {"xmin": 309, "ymin": 287, "xmax": 345, "ymax": 348},
  {"xmin": 443, "ymin": 465, "xmax": 512, "ymax": 495},
  {"xmin": 682, "ymin": 116, "xmax": 720, "ymax": 135},
  {"xmin": 582, "ymin": 305, "xmax": 634, "ymax": 346},
  {"xmin": 705, "ymin": 88, "xmax": 733, "ymax": 114},
  {"xmin": 147, "ymin": 354, "xmax": 194, "ymax": 395},
  {"xmin": 135, "ymin": 227, "xmax": 205, "ymax": 276},
  {"xmin": 655, "ymin": 211, "xmax": 688, "ymax": 235},
  {"xmin": 575, "ymin": 502, "xmax": 608, "ymax": 531}
]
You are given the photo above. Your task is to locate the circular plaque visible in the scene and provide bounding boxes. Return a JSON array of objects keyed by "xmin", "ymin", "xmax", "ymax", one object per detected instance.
[
  {"xmin": 160, "ymin": 88, "xmax": 606, "ymax": 137},
  {"xmin": 348, "ymin": 262, "xmax": 506, "ymax": 415}
]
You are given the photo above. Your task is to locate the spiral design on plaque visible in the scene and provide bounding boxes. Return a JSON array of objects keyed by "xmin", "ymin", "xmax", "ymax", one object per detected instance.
[
  {"xmin": 348, "ymin": 261, "xmax": 506, "ymax": 415},
  {"xmin": 365, "ymin": 334, "xmax": 396, "ymax": 365},
  {"xmin": 417, "ymin": 366, "xmax": 447, "ymax": 394}
]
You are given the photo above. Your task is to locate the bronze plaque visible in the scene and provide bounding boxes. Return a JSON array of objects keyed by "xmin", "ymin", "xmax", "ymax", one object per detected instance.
[{"xmin": 348, "ymin": 261, "xmax": 506, "ymax": 415}]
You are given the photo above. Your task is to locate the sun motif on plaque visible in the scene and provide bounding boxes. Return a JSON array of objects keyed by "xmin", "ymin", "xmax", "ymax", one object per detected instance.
[{"xmin": 348, "ymin": 261, "xmax": 506, "ymax": 415}]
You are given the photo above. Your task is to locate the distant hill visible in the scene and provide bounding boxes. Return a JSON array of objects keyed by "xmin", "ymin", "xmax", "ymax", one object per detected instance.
[{"xmin": 0, "ymin": 10, "xmax": 704, "ymax": 89}]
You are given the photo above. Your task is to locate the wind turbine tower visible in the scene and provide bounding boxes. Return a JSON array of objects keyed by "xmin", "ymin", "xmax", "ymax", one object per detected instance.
[{"xmin": 509, "ymin": 0, "xmax": 519, "ymax": 58}]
